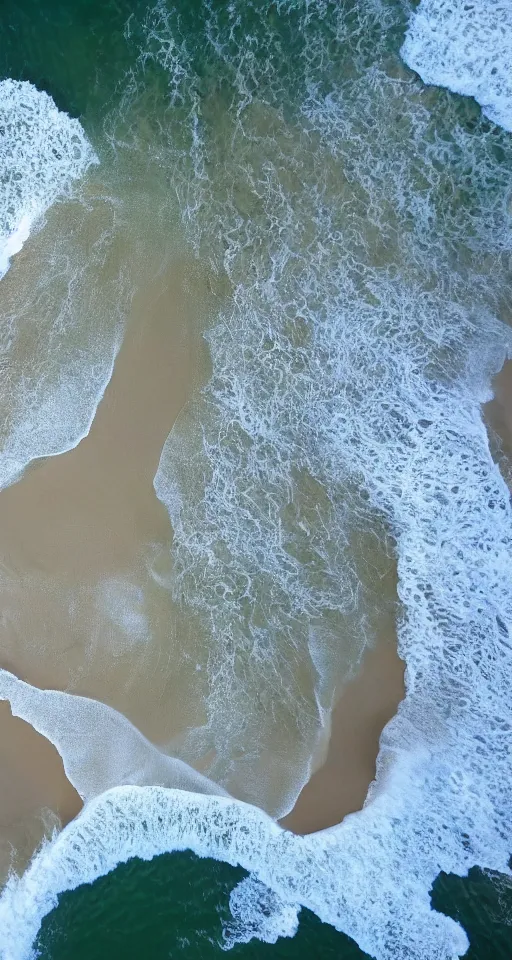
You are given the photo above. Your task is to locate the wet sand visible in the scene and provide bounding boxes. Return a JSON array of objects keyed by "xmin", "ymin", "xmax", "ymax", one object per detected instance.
[
  {"xmin": 0, "ymin": 702, "xmax": 81, "ymax": 880},
  {"xmin": 485, "ymin": 358, "xmax": 512, "ymax": 471},
  {"xmin": 281, "ymin": 630, "xmax": 405, "ymax": 834}
]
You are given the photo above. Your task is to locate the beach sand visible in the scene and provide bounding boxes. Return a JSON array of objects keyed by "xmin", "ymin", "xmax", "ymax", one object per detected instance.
[{"xmin": 0, "ymin": 702, "xmax": 81, "ymax": 880}]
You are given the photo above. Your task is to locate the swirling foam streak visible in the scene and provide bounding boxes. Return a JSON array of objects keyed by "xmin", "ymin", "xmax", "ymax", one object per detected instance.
[{"xmin": 0, "ymin": 79, "xmax": 122, "ymax": 491}]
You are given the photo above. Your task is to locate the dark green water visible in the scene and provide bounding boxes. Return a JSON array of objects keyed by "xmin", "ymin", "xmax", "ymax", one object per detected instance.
[
  {"xmin": 34, "ymin": 852, "xmax": 512, "ymax": 960},
  {"xmin": 1, "ymin": 1, "xmax": 512, "ymax": 958}
]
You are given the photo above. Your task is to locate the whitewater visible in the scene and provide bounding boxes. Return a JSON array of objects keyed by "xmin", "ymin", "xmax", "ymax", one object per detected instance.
[
  {"xmin": 0, "ymin": 2, "xmax": 511, "ymax": 959},
  {"xmin": 0, "ymin": 79, "xmax": 125, "ymax": 492}
]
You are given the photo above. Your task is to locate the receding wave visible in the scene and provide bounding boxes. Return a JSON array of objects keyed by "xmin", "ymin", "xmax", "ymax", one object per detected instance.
[{"xmin": 0, "ymin": 668, "xmax": 228, "ymax": 804}]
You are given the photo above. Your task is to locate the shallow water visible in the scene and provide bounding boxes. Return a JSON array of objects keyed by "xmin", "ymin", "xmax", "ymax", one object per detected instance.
[{"xmin": 0, "ymin": 1, "xmax": 511, "ymax": 958}]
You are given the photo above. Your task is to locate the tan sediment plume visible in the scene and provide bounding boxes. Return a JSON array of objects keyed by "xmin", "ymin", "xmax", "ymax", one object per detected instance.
[
  {"xmin": 0, "ymin": 255, "xmax": 212, "ymax": 726},
  {"xmin": 0, "ymin": 257, "xmax": 211, "ymax": 875},
  {"xmin": 0, "ymin": 258, "xmax": 207, "ymax": 580},
  {"xmin": 281, "ymin": 627, "xmax": 405, "ymax": 835}
]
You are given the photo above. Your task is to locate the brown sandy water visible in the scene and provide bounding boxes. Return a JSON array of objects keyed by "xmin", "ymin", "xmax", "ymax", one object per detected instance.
[
  {"xmin": 0, "ymin": 255, "xmax": 212, "ymax": 878},
  {"xmin": 2, "ymin": 242, "xmax": 468, "ymax": 875},
  {"xmin": 0, "ymin": 241, "xmax": 413, "ymax": 872},
  {"xmin": 0, "ymin": 245, "xmax": 406, "ymax": 873},
  {"xmin": 8, "ymin": 279, "xmax": 510, "ymax": 873},
  {"xmin": 0, "ymin": 279, "xmax": 406, "ymax": 861}
]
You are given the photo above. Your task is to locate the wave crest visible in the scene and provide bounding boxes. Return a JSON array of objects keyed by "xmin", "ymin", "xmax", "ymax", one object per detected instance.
[{"xmin": 0, "ymin": 79, "xmax": 97, "ymax": 277}]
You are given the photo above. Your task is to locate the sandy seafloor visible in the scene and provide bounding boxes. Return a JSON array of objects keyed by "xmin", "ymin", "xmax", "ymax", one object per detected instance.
[{"xmin": 0, "ymin": 1, "xmax": 512, "ymax": 958}]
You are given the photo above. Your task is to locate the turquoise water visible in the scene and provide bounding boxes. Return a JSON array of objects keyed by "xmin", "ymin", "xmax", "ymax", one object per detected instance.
[
  {"xmin": 1, "ymin": 0, "xmax": 512, "ymax": 958},
  {"xmin": 35, "ymin": 853, "xmax": 512, "ymax": 959}
]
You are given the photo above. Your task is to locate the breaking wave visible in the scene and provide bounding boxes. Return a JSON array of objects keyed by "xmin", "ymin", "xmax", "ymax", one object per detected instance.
[
  {"xmin": 401, "ymin": 0, "xmax": 512, "ymax": 131},
  {"xmin": 0, "ymin": 80, "xmax": 97, "ymax": 278}
]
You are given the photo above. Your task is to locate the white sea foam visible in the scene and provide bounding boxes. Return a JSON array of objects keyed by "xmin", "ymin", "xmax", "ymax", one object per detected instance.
[
  {"xmin": 1, "ymin": 3, "xmax": 512, "ymax": 959},
  {"xmin": 0, "ymin": 668, "xmax": 227, "ymax": 804},
  {"xmin": 0, "ymin": 776, "xmax": 472, "ymax": 960},
  {"xmin": 401, "ymin": 0, "xmax": 512, "ymax": 131},
  {"xmin": 96, "ymin": 579, "xmax": 149, "ymax": 644},
  {"xmin": 147, "ymin": 1, "xmax": 512, "ymax": 955},
  {"xmin": 0, "ymin": 80, "xmax": 97, "ymax": 277},
  {"xmin": 0, "ymin": 330, "xmax": 122, "ymax": 492},
  {"xmin": 0, "ymin": 79, "xmax": 124, "ymax": 491}
]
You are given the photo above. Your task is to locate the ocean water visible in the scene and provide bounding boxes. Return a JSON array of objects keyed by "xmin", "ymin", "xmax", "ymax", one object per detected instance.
[
  {"xmin": 33, "ymin": 852, "xmax": 512, "ymax": 960},
  {"xmin": 0, "ymin": 1, "xmax": 511, "ymax": 959}
]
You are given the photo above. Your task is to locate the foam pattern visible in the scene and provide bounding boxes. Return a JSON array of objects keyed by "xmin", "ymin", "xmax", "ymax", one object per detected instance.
[
  {"xmin": 0, "ymin": 782, "xmax": 471, "ymax": 960},
  {"xmin": 0, "ymin": 669, "xmax": 227, "ymax": 803},
  {"xmin": 401, "ymin": 1, "xmax": 512, "ymax": 131},
  {"xmin": 144, "ymin": 0, "xmax": 512, "ymax": 954},
  {"xmin": 0, "ymin": 80, "xmax": 97, "ymax": 277},
  {"xmin": 0, "ymin": 80, "xmax": 125, "ymax": 491},
  {"xmin": 1, "ymin": 2, "xmax": 512, "ymax": 959},
  {"xmin": 149, "ymin": 0, "xmax": 512, "ymax": 801}
]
